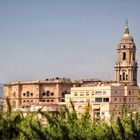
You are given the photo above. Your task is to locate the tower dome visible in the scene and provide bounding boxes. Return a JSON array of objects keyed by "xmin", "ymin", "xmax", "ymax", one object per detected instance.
[
  {"xmin": 121, "ymin": 34, "xmax": 134, "ymax": 42},
  {"xmin": 120, "ymin": 25, "xmax": 134, "ymax": 43},
  {"xmin": 118, "ymin": 21, "xmax": 136, "ymax": 49}
]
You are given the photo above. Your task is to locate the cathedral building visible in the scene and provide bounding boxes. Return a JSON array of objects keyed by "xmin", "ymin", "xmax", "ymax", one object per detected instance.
[
  {"xmin": 3, "ymin": 78, "xmax": 75, "ymax": 113},
  {"xmin": 3, "ymin": 22, "xmax": 139, "ymax": 119}
]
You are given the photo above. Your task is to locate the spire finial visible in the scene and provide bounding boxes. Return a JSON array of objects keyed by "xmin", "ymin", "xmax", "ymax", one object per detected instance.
[
  {"xmin": 126, "ymin": 19, "xmax": 128, "ymax": 26},
  {"xmin": 124, "ymin": 19, "xmax": 129, "ymax": 34}
]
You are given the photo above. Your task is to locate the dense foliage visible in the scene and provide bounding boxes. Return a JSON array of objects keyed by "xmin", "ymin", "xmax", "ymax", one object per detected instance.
[{"xmin": 1, "ymin": 100, "xmax": 140, "ymax": 140}]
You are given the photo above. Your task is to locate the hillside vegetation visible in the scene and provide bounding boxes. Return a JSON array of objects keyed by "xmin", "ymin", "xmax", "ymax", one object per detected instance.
[{"xmin": 1, "ymin": 99, "xmax": 140, "ymax": 140}]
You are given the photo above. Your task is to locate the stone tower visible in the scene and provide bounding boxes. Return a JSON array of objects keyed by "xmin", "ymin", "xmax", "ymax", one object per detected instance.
[{"xmin": 115, "ymin": 21, "xmax": 138, "ymax": 86}]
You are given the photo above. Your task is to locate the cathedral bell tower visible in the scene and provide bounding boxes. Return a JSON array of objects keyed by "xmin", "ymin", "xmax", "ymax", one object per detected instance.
[{"xmin": 115, "ymin": 21, "xmax": 138, "ymax": 86}]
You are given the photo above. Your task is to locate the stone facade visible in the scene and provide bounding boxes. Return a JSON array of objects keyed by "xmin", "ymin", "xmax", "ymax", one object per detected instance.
[
  {"xmin": 115, "ymin": 22, "xmax": 138, "ymax": 85},
  {"xmin": 4, "ymin": 78, "xmax": 74, "ymax": 112}
]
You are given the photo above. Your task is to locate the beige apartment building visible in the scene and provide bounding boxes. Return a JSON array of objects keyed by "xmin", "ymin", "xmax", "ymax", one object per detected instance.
[{"xmin": 65, "ymin": 83, "xmax": 139, "ymax": 119}]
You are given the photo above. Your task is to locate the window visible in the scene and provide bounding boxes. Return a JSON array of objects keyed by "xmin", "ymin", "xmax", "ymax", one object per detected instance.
[
  {"xmin": 126, "ymin": 75, "xmax": 128, "ymax": 80},
  {"xmin": 95, "ymin": 98, "xmax": 102, "ymax": 102},
  {"xmin": 123, "ymin": 52, "xmax": 126, "ymax": 60},
  {"xmin": 42, "ymin": 92, "xmax": 46, "ymax": 96},
  {"xmin": 51, "ymin": 99, "xmax": 54, "ymax": 102},
  {"xmin": 133, "ymin": 54, "xmax": 135, "ymax": 61},
  {"xmin": 62, "ymin": 92, "xmax": 65, "ymax": 97},
  {"xmin": 95, "ymin": 91, "xmax": 102, "ymax": 95},
  {"xmin": 123, "ymin": 98, "xmax": 126, "ymax": 101},
  {"xmin": 123, "ymin": 73, "xmax": 125, "ymax": 80},
  {"xmin": 47, "ymin": 100, "xmax": 50, "ymax": 102},
  {"xmin": 23, "ymin": 91, "xmax": 33, "ymax": 97},
  {"xmin": 43, "ymin": 100, "xmax": 45, "ymax": 102},
  {"xmin": 72, "ymin": 99, "xmax": 77, "ymax": 102},
  {"xmin": 120, "ymin": 75, "xmax": 122, "ymax": 80},
  {"xmin": 27, "ymin": 91, "xmax": 30, "ymax": 97},
  {"xmin": 51, "ymin": 92, "xmax": 54, "ymax": 96},
  {"xmin": 74, "ymin": 93, "xmax": 77, "ymax": 96},
  {"xmin": 129, "ymin": 91, "xmax": 131, "ymax": 95},
  {"xmin": 115, "ymin": 98, "xmax": 117, "ymax": 101},
  {"xmin": 79, "ymin": 99, "xmax": 85, "ymax": 102},
  {"xmin": 47, "ymin": 92, "xmax": 50, "ymax": 96},
  {"xmin": 78, "ymin": 106, "xmax": 82, "ymax": 109},
  {"xmin": 103, "ymin": 98, "xmax": 109, "ymax": 102},
  {"xmin": 80, "ymin": 93, "xmax": 84, "ymax": 96},
  {"xmin": 61, "ymin": 98, "xmax": 65, "ymax": 102},
  {"xmin": 67, "ymin": 91, "xmax": 70, "ymax": 94},
  {"xmin": 101, "ymin": 112, "xmax": 105, "ymax": 115}
]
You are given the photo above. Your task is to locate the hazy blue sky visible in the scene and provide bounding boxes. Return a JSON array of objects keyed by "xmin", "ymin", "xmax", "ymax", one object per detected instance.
[{"xmin": 0, "ymin": 0, "xmax": 140, "ymax": 83}]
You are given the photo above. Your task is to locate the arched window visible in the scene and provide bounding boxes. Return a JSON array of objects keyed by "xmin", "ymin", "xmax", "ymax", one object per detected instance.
[
  {"xmin": 27, "ymin": 91, "xmax": 30, "ymax": 97},
  {"xmin": 123, "ymin": 52, "xmax": 126, "ymax": 60},
  {"xmin": 42, "ymin": 92, "xmax": 46, "ymax": 96},
  {"xmin": 123, "ymin": 73, "xmax": 125, "ymax": 80},
  {"xmin": 120, "ymin": 75, "xmax": 122, "ymax": 80},
  {"xmin": 23, "ymin": 100, "xmax": 26, "ymax": 102},
  {"xmin": 133, "ymin": 54, "xmax": 135, "ymax": 61},
  {"xmin": 51, "ymin": 92, "xmax": 54, "ymax": 96},
  {"xmin": 46, "ymin": 90, "xmax": 50, "ymax": 96},
  {"xmin": 126, "ymin": 75, "xmax": 128, "ymax": 80}
]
